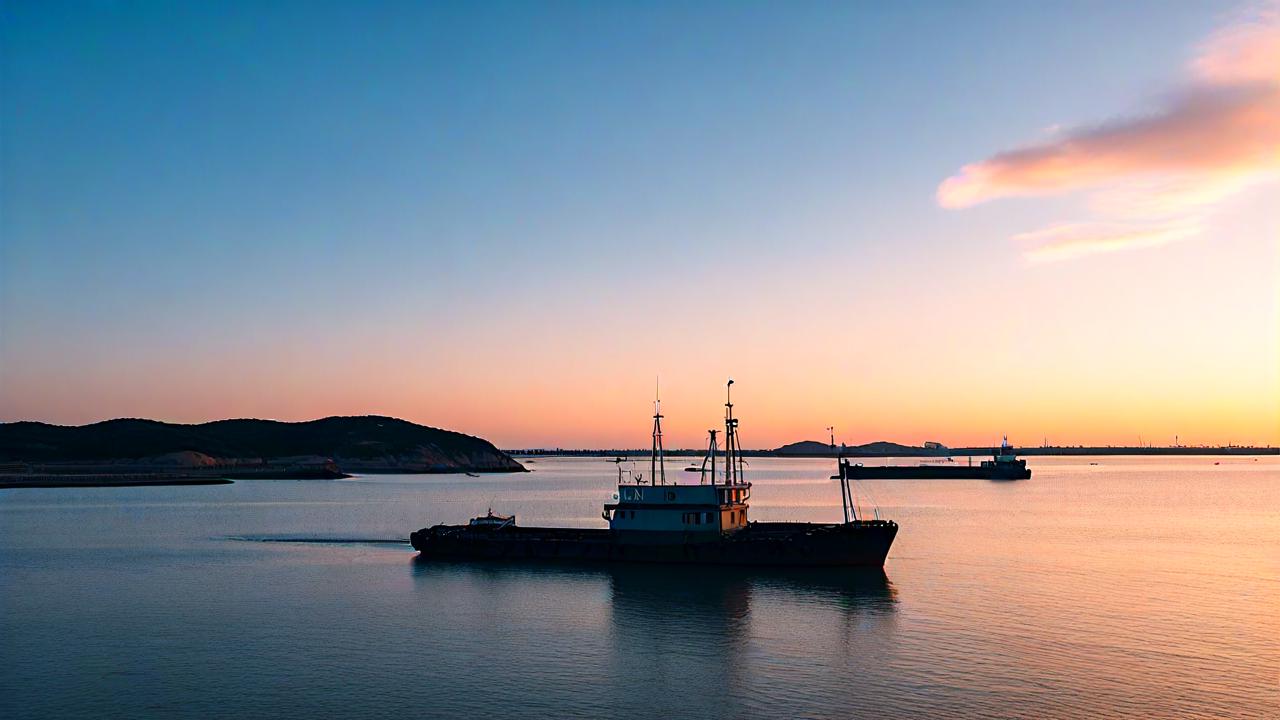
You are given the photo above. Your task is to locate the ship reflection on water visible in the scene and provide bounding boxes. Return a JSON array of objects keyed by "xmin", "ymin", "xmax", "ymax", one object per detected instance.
[
  {"xmin": 604, "ymin": 563, "xmax": 896, "ymax": 617},
  {"xmin": 409, "ymin": 558, "xmax": 897, "ymax": 619},
  {"xmin": 408, "ymin": 559, "xmax": 898, "ymax": 716}
]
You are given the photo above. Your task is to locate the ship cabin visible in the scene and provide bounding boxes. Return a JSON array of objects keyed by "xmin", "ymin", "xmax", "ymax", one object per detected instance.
[
  {"xmin": 977, "ymin": 438, "xmax": 1029, "ymax": 476},
  {"xmin": 980, "ymin": 436, "xmax": 1027, "ymax": 471},
  {"xmin": 469, "ymin": 508, "xmax": 515, "ymax": 529},
  {"xmin": 603, "ymin": 481, "xmax": 750, "ymax": 541},
  {"xmin": 606, "ymin": 379, "xmax": 753, "ymax": 542}
]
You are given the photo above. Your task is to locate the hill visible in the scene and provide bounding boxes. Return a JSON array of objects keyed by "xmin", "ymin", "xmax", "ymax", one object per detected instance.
[
  {"xmin": 773, "ymin": 440, "xmax": 836, "ymax": 456},
  {"xmin": 775, "ymin": 440, "xmax": 951, "ymax": 457},
  {"xmin": 0, "ymin": 416, "xmax": 525, "ymax": 474}
]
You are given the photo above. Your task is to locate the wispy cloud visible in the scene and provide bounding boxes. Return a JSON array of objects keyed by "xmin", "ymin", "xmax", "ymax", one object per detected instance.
[
  {"xmin": 1015, "ymin": 222, "xmax": 1202, "ymax": 263},
  {"xmin": 939, "ymin": 2, "xmax": 1280, "ymax": 261}
]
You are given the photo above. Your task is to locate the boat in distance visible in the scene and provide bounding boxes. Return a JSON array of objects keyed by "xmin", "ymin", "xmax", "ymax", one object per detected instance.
[
  {"xmin": 409, "ymin": 381, "xmax": 898, "ymax": 568},
  {"xmin": 837, "ymin": 438, "xmax": 1032, "ymax": 481}
]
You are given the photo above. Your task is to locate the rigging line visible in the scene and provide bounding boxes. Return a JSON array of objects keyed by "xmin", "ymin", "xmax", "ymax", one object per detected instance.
[{"xmin": 852, "ymin": 476, "xmax": 883, "ymax": 521}]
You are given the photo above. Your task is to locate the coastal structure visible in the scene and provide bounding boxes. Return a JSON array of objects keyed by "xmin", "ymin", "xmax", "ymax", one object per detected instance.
[{"xmin": 410, "ymin": 381, "xmax": 898, "ymax": 567}]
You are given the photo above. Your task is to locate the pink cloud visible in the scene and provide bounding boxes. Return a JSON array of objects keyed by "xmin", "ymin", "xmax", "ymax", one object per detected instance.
[
  {"xmin": 937, "ymin": 84, "xmax": 1279, "ymax": 209},
  {"xmin": 1193, "ymin": 3, "xmax": 1280, "ymax": 84},
  {"xmin": 938, "ymin": 2, "xmax": 1280, "ymax": 261}
]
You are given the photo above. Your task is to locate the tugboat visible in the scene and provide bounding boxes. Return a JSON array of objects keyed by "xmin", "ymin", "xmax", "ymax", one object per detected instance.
[
  {"xmin": 409, "ymin": 381, "xmax": 898, "ymax": 567},
  {"xmin": 839, "ymin": 437, "xmax": 1031, "ymax": 480}
]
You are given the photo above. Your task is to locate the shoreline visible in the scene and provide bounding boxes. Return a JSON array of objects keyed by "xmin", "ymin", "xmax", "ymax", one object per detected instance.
[
  {"xmin": 0, "ymin": 476, "xmax": 235, "ymax": 489},
  {"xmin": 0, "ymin": 465, "xmax": 531, "ymax": 489}
]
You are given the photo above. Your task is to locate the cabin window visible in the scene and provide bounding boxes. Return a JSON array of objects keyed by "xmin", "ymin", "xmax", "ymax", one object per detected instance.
[
  {"xmin": 705, "ymin": 512, "xmax": 713, "ymax": 524},
  {"xmin": 629, "ymin": 511, "xmax": 636, "ymax": 519}
]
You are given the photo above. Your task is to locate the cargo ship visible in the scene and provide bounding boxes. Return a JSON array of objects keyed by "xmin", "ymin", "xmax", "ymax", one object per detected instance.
[
  {"xmin": 409, "ymin": 381, "xmax": 897, "ymax": 567},
  {"xmin": 838, "ymin": 438, "xmax": 1031, "ymax": 480}
]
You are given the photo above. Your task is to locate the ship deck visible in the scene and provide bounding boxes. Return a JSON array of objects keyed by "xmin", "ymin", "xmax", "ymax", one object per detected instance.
[{"xmin": 410, "ymin": 520, "xmax": 897, "ymax": 568}]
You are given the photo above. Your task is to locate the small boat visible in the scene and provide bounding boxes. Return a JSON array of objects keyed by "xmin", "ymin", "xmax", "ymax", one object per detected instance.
[{"xmin": 465, "ymin": 472, "xmax": 480, "ymax": 477}]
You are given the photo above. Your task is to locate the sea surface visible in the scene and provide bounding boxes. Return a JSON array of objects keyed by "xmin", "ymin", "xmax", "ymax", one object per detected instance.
[{"xmin": 2, "ymin": 456, "xmax": 1276, "ymax": 719}]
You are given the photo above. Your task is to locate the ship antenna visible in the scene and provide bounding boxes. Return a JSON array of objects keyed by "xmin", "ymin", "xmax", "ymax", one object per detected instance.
[{"xmin": 651, "ymin": 377, "xmax": 666, "ymax": 487}]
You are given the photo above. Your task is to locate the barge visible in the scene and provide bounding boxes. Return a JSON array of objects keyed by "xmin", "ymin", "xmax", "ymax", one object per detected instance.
[
  {"xmin": 410, "ymin": 381, "xmax": 897, "ymax": 568},
  {"xmin": 838, "ymin": 438, "xmax": 1031, "ymax": 481}
]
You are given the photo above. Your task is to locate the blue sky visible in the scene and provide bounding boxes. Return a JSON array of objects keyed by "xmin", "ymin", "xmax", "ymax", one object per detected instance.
[{"xmin": 3, "ymin": 1, "xmax": 1274, "ymax": 447}]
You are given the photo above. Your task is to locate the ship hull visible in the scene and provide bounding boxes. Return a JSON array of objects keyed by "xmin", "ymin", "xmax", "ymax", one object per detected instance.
[
  {"xmin": 409, "ymin": 520, "xmax": 897, "ymax": 568},
  {"xmin": 843, "ymin": 465, "xmax": 1030, "ymax": 480}
]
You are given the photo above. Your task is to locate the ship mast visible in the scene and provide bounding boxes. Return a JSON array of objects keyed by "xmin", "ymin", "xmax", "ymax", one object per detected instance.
[
  {"xmin": 650, "ymin": 380, "xmax": 666, "ymax": 486},
  {"xmin": 832, "ymin": 425, "xmax": 854, "ymax": 524},
  {"xmin": 834, "ymin": 422, "xmax": 844, "ymax": 517},
  {"xmin": 724, "ymin": 378, "xmax": 743, "ymax": 485},
  {"xmin": 702, "ymin": 429, "xmax": 718, "ymax": 486}
]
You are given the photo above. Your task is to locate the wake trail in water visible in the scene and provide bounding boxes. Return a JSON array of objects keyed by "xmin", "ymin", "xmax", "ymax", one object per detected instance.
[{"xmin": 225, "ymin": 535, "xmax": 410, "ymax": 545}]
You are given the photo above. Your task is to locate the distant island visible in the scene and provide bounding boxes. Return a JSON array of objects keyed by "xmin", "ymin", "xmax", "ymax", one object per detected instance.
[
  {"xmin": 777, "ymin": 439, "xmax": 1277, "ymax": 457},
  {"xmin": 775, "ymin": 440, "xmax": 948, "ymax": 457},
  {"xmin": 509, "ymin": 440, "xmax": 1277, "ymax": 458},
  {"xmin": 0, "ymin": 416, "xmax": 525, "ymax": 488}
]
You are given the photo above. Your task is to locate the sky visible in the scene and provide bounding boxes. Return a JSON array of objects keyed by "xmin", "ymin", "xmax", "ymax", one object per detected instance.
[{"xmin": 2, "ymin": 0, "xmax": 1277, "ymax": 449}]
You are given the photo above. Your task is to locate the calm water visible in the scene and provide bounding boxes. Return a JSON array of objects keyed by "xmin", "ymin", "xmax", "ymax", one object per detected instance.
[{"xmin": 2, "ymin": 456, "xmax": 1277, "ymax": 719}]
